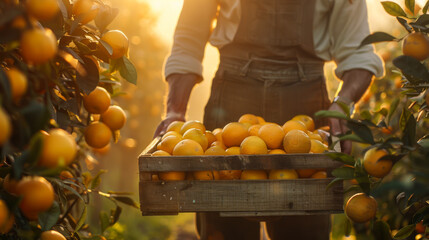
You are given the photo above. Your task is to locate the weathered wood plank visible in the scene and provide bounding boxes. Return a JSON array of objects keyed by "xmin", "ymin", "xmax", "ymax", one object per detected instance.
[
  {"xmin": 139, "ymin": 154, "xmax": 341, "ymax": 172},
  {"xmin": 140, "ymin": 179, "xmax": 343, "ymax": 216}
]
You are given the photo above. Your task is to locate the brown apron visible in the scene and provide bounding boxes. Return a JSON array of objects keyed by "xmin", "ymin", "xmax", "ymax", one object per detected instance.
[{"xmin": 200, "ymin": 0, "xmax": 331, "ymax": 239}]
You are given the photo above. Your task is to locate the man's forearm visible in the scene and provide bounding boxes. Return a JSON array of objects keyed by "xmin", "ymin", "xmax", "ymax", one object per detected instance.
[
  {"xmin": 336, "ymin": 69, "xmax": 374, "ymax": 103},
  {"xmin": 165, "ymin": 73, "xmax": 200, "ymax": 119}
]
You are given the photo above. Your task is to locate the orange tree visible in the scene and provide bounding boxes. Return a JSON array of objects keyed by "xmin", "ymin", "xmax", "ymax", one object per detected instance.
[
  {"xmin": 317, "ymin": 1, "xmax": 429, "ymax": 239},
  {"xmin": 0, "ymin": 0, "xmax": 139, "ymax": 239}
]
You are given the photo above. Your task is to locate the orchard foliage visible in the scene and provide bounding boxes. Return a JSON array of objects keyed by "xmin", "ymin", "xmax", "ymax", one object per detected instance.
[
  {"xmin": 319, "ymin": 1, "xmax": 429, "ymax": 239},
  {"xmin": 0, "ymin": 0, "xmax": 139, "ymax": 239}
]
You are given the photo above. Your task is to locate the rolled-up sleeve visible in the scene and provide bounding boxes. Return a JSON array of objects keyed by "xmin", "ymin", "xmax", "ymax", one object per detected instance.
[
  {"xmin": 164, "ymin": 0, "xmax": 218, "ymax": 81},
  {"xmin": 330, "ymin": 0, "xmax": 384, "ymax": 79}
]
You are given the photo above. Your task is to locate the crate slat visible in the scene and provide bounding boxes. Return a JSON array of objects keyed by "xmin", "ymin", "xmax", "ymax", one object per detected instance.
[
  {"xmin": 140, "ymin": 179, "xmax": 343, "ymax": 216},
  {"xmin": 139, "ymin": 154, "xmax": 341, "ymax": 172}
]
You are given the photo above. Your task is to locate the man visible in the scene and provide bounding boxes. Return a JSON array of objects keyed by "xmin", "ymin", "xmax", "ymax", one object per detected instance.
[{"xmin": 154, "ymin": 0, "xmax": 384, "ymax": 239}]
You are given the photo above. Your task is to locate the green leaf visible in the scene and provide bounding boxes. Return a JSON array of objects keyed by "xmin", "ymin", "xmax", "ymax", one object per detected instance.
[
  {"xmin": 347, "ymin": 121, "xmax": 375, "ymax": 144},
  {"xmin": 373, "ymin": 220, "xmax": 392, "ymax": 240},
  {"xmin": 359, "ymin": 110, "xmax": 373, "ymax": 121},
  {"xmin": 39, "ymin": 201, "xmax": 60, "ymax": 231},
  {"xmin": 314, "ymin": 110, "xmax": 349, "ymax": 120},
  {"xmin": 412, "ymin": 204, "xmax": 429, "ymax": 223},
  {"xmin": 399, "ymin": 108, "xmax": 411, "ymax": 131},
  {"xmin": 393, "ymin": 56, "xmax": 429, "ymax": 83},
  {"xmin": 393, "ymin": 224, "xmax": 416, "ymax": 239},
  {"xmin": 99, "ymin": 211, "xmax": 110, "ymax": 233},
  {"xmin": 406, "ymin": 0, "xmax": 415, "ymax": 15},
  {"xmin": 331, "ymin": 166, "xmax": 355, "ymax": 180},
  {"xmin": 113, "ymin": 196, "xmax": 139, "ymax": 209},
  {"xmin": 381, "ymin": 1, "xmax": 407, "ymax": 17},
  {"xmin": 375, "ymin": 108, "xmax": 389, "ymax": 117},
  {"xmin": 76, "ymin": 56, "xmax": 100, "ymax": 95},
  {"xmin": 359, "ymin": 32, "xmax": 397, "ymax": 48},
  {"xmin": 75, "ymin": 206, "xmax": 87, "ymax": 232},
  {"xmin": 326, "ymin": 177, "xmax": 344, "ymax": 190},
  {"xmin": 414, "ymin": 14, "xmax": 429, "ymax": 27},
  {"xmin": 118, "ymin": 57, "xmax": 137, "ymax": 84},
  {"xmin": 111, "ymin": 206, "xmax": 122, "ymax": 225},
  {"xmin": 397, "ymin": 17, "xmax": 413, "ymax": 33},
  {"xmin": 388, "ymin": 98, "xmax": 400, "ymax": 124},
  {"xmin": 90, "ymin": 169, "xmax": 107, "ymax": 189},
  {"xmin": 424, "ymin": 1, "xmax": 429, "ymax": 14},
  {"xmin": 401, "ymin": 114, "xmax": 416, "ymax": 147},
  {"xmin": 345, "ymin": 217, "xmax": 352, "ymax": 236},
  {"xmin": 325, "ymin": 152, "xmax": 356, "ymax": 165}
]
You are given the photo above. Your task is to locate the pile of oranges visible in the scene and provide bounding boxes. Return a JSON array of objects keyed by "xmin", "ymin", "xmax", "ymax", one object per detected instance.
[{"xmin": 151, "ymin": 113, "xmax": 330, "ymax": 181}]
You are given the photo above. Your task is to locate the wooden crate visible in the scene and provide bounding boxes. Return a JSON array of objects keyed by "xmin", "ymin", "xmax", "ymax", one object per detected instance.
[{"xmin": 139, "ymin": 139, "xmax": 343, "ymax": 217}]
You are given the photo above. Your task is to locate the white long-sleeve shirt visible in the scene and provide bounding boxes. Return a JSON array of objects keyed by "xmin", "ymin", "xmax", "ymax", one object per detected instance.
[{"xmin": 164, "ymin": 0, "xmax": 384, "ymax": 80}]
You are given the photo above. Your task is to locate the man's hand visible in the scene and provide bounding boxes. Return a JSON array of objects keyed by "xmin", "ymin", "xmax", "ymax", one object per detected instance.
[
  {"xmin": 328, "ymin": 102, "xmax": 352, "ymax": 154},
  {"xmin": 329, "ymin": 69, "xmax": 373, "ymax": 154},
  {"xmin": 153, "ymin": 73, "xmax": 200, "ymax": 138}
]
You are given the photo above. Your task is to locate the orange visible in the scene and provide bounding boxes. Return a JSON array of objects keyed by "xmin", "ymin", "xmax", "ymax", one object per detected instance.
[
  {"xmin": 161, "ymin": 131, "xmax": 182, "ymax": 140},
  {"xmin": 101, "ymin": 30, "xmax": 129, "ymax": 59},
  {"xmin": 92, "ymin": 143, "xmax": 111, "ymax": 155},
  {"xmin": 402, "ymin": 32, "xmax": 429, "ymax": 61},
  {"xmin": 218, "ymin": 170, "xmax": 242, "ymax": 180},
  {"xmin": 193, "ymin": 171, "xmax": 220, "ymax": 180},
  {"xmin": 310, "ymin": 139, "xmax": 328, "ymax": 153},
  {"xmin": 269, "ymin": 169, "xmax": 298, "ymax": 179},
  {"xmin": 0, "ymin": 199, "xmax": 14, "ymax": 234},
  {"xmin": 248, "ymin": 124, "xmax": 262, "ymax": 136},
  {"xmin": 17, "ymin": 176, "xmax": 54, "ymax": 220},
  {"xmin": 256, "ymin": 116, "xmax": 265, "ymax": 124},
  {"xmin": 225, "ymin": 146, "xmax": 240, "ymax": 155},
  {"xmin": 3, "ymin": 174, "xmax": 19, "ymax": 195},
  {"xmin": 283, "ymin": 130, "xmax": 311, "ymax": 154},
  {"xmin": 240, "ymin": 136, "xmax": 268, "ymax": 155},
  {"xmin": 172, "ymin": 139, "xmax": 204, "ymax": 155},
  {"xmin": 84, "ymin": 121, "xmax": 112, "ymax": 148},
  {"xmin": 39, "ymin": 129, "xmax": 77, "ymax": 168},
  {"xmin": 282, "ymin": 120, "xmax": 307, "ymax": 135},
  {"xmin": 311, "ymin": 171, "xmax": 327, "ymax": 179},
  {"xmin": 11, "ymin": 16, "xmax": 37, "ymax": 29},
  {"xmin": 0, "ymin": 107, "xmax": 11, "ymax": 146},
  {"xmin": 415, "ymin": 220, "xmax": 426, "ymax": 234},
  {"xmin": 180, "ymin": 120, "xmax": 206, "ymax": 135},
  {"xmin": 238, "ymin": 113, "xmax": 259, "ymax": 125},
  {"xmin": 296, "ymin": 169, "xmax": 317, "ymax": 178},
  {"xmin": 151, "ymin": 150, "xmax": 171, "ymax": 156},
  {"xmin": 183, "ymin": 128, "xmax": 209, "ymax": 151},
  {"xmin": 292, "ymin": 115, "xmax": 315, "ymax": 131},
  {"xmin": 59, "ymin": 170, "xmax": 74, "ymax": 180},
  {"xmin": 240, "ymin": 170, "xmax": 267, "ymax": 180},
  {"xmin": 213, "ymin": 128, "xmax": 223, "ymax": 142},
  {"xmin": 205, "ymin": 131, "xmax": 217, "ymax": 146},
  {"xmin": 156, "ymin": 135, "xmax": 182, "ymax": 154},
  {"xmin": 72, "ymin": 0, "xmax": 99, "ymax": 24},
  {"xmin": 100, "ymin": 105, "xmax": 127, "ymax": 131},
  {"xmin": 26, "ymin": 0, "xmax": 59, "ymax": 21},
  {"xmin": 159, "ymin": 172, "xmax": 186, "ymax": 181},
  {"xmin": 211, "ymin": 141, "xmax": 226, "ymax": 150},
  {"xmin": 83, "ymin": 86, "xmax": 111, "ymax": 114},
  {"xmin": 166, "ymin": 121, "xmax": 184, "ymax": 133},
  {"xmin": 345, "ymin": 193, "xmax": 377, "ymax": 223},
  {"xmin": 268, "ymin": 149, "xmax": 286, "ymax": 154},
  {"xmin": 5, "ymin": 68, "xmax": 28, "ymax": 103},
  {"xmin": 363, "ymin": 148, "xmax": 392, "ymax": 178},
  {"xmin": 307, "ymin": 131, "xmax": 323, "ymax": 142},
  {"xmin": 204, "ymin": 146, "xmax": 225, "ymax": 155},
  {"xmin": 222, "ymin": 122, "xmax": 249, "ymax": 147},
  {"xmin": 40, "ymin": 230, "xmax": 66, "ymax": 240},
  {"xmin": 20, "ymin": 28, "xmax": 57, "ymax": 65},
  {"xmin": 258, "ymin": 123, "xmax": 285, "ymax": 149}
]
